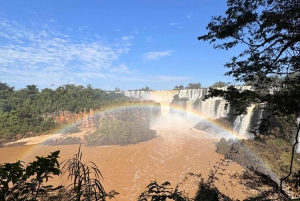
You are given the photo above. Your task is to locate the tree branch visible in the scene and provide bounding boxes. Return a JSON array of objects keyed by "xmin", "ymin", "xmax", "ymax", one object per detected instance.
[{"xmin": 280, "ymin": 119, "xmax": 300, "ymax": 191}]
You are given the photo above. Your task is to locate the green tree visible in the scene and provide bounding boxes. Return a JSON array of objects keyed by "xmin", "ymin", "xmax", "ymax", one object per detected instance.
[
  {"xmin": 198, "ymin": 0, "xmax": 300, "ymax": 190},
  {"xmin": 185, "ymin": 83, "xmax": 201, "ymax": 89},
  {"xmin": 211, "ymin": 81, "xmax": 227, "ymax": 88},
  {"xmin": 140, "ymin": 86, "xmax": 151, "ymax": 91},
  {"xmin": 173, "ymin": 85, "xmax": 184, "ymax": 90},
  {"xmin": 0, "ymin": 82, "xmax": 131, "ymax": 139}
]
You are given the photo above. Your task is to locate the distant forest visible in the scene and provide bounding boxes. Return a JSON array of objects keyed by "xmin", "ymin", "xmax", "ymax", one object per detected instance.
[{"xmin": 0, "ymin": 82, "xmax": 129, "ymax": 139}]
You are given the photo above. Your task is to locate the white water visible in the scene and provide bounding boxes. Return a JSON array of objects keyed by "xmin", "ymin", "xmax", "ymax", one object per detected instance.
[
  {"xmin": 125, "ymin": 88, "xmax": 257, "ymax": 139},
  {"xmin": 232, "ymin": 105, "xmax": 255, "ymax": 139}
]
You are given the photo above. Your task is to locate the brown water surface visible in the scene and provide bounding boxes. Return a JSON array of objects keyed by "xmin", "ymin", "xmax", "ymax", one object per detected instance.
[{"xmin": 0, "ymin": 118, "xmax": 246, "ymax": 200}]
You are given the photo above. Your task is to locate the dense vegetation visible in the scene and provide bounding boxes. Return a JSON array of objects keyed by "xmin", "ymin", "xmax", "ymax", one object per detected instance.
[
  {"xmin": 0, "ymin": 82, "xmax": 129, "ymax": 140},
  {"xmin": 198, "ymin": 0, "xmax": 300, "ymax": 135},
  {"xmin": 199, "ymin": 0, "xmax": 300, "ymax": 188},
  {"xmin": 84, "ymin": 103, "xmax": 159, "ymax": 146},
  {"xmin": 85, "ymin": 120, "xmax": 156, "ymax": 146}
]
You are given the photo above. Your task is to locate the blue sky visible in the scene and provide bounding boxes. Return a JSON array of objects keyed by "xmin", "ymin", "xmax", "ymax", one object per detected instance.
[{"xmin": 0, "ymin": 0, "xmax": 241, "ymax": 90}]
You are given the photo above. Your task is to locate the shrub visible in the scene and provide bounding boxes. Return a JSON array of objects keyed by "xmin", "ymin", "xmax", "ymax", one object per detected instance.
[
  {"xmin": 85, "ymin": 120, "xmax": 156, "ymax": 146},
  {"xmin": 0, "ymin": 151, "xmax": 62, "ymax": 200}
]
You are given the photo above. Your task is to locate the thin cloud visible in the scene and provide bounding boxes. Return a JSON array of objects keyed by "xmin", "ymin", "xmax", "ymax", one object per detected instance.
[
  {"xmin": 119, "ymin": 75, "xmax": 190, "ymax": 83},
  {"xmin": 0, "ymin": 18, "xmax": 132, "ymax": 87},
  {"xmin": 187, "ymin": 13, "xmax": 192, "ymax": 18},
  {"xmin": 142, "ymin": 50, "xmax": 174, "ymax": 61},
  {"xmin": 121, "ymin": 35, "xmax": 134, "ymax": 41},
  {"xmin": 155, "ymin": 76, "xmax": 190, "ymax": 81},
  {"xmin": 132, "ymin": 29, "xmax": 139, "ymax": 34},
  {"xmin": 146, "ymin": 37, "xmax": 152, "ymax": 42},
  {"xmin": 170, "ymin": 23, "xmax": 179, "ymax": 26},
  {"xmin": 110, "ymin": 64, "xmax": 135, "ymax": 74}
]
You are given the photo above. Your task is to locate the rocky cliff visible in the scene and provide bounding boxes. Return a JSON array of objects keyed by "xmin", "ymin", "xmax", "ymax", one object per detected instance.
[{"xmin": 47, "ymin": 101, "xmax": 161, "ymax": 130}]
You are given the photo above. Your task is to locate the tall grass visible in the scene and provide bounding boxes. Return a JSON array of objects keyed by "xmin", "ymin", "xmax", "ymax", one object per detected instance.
[{"xmin": 60, "ymin": 145, "xmax": 118, "ymax": 201}]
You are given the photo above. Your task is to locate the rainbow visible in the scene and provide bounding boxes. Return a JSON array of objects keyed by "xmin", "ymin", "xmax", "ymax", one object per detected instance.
[
  {"xmin": 9, "ymin": 101, "xmax": 276, "ymax": 190},
  {"xmin": 157, "ymin": 102, "xmax": 241, "ymax": 139},
  {"xmin": 18, "ymin": 101, "xmax": 250, "ymax": 162}
]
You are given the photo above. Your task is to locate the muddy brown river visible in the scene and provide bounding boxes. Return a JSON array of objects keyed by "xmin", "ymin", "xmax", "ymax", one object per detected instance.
[{"xmin": 0, "ymin": 117, "xmax": 246, "ymax": 200}]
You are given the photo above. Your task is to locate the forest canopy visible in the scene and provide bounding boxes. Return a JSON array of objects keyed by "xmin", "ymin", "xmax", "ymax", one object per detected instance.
[{"xmin": 0, "ymin": 83, "xmax": 129, "ymax": 139}]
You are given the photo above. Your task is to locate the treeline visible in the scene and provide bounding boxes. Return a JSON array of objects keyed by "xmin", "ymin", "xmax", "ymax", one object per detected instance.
[
  {"xmin": 173, "ymin": 82, "xmax": 228, "ymax": 90},
  {"xmin": 128, "ymin": 86, "xmax": 153, "ymax": 91},
  {"xmin": 0, "ymin": 82, "xmax": 129, "ymax": 139},
  {"xmin": 173, "ymin": 82, "xmax": 201, "ymax": 90}
]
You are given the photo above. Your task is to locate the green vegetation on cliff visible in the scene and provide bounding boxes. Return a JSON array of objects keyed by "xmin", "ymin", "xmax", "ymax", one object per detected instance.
[
  {"xmin": 84, "ymin": 102, "xmax": 159, "ymax": 146},
  {"xmin": 85, "ymin": 120, "xmax": 156, "ymax": 146},
  {"xmin": 0, "ymin": 82, "xmax": 129, "ymax": 139}
]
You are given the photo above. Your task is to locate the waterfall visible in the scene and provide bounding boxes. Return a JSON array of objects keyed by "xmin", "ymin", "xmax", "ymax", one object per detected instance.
[
  {"xmin": 125, "ymin": 89, "xmax": 260, "ymax": 139},
  {"xmin": 232, "ymin": 105, "xmax": 255, "ymax": 138}
]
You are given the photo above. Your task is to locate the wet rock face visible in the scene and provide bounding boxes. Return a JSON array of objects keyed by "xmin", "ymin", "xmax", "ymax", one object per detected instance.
[
  {"xmin": 216, "ymin": 138, "xmax": 280, "ymax": 184},
  {"xmin": 48, "ymin": 110, "xmax": 96, "ymax": 127},
  {"xmin": 216, "ymin": 138, "xmax": 231, "ymax": 155}
]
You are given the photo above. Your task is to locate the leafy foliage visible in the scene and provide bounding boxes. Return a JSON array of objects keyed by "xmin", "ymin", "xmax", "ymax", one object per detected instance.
[
  {"xmin": 198, "ymin": 0, "xmax": 300, "ymax": 190},
  {"xmin": 0, "ymin": 151, "xmax": 62, "ymax": 200},
  {"xmin": 0, "ymin": 83, "xmax": 129, "ymax": 139},
  {"xmin": 60, "ymin": 146, "xmax": 118, "ymax": 201},
  {"xmin": 198, "ymin": 0, "xmax": 300, "ymax": 128},
  {"xmin": 137, "ymin": 181, "xmax": 190, "ymax": 201}
]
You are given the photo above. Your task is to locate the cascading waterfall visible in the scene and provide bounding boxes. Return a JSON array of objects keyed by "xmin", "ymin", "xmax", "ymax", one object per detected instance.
[
  {"xmin": 124, "ymin": 88, "xmax": 259, "ymax": 139},
  {"xmin": 232, "ymin": 105, "xmax": 255, "ymax": 139}
]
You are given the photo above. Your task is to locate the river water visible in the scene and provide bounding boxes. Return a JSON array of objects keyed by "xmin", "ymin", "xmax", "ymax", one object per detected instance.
[{"xmin": 0, "ymin": 115, "xmax": 245, "ymax": 200}]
